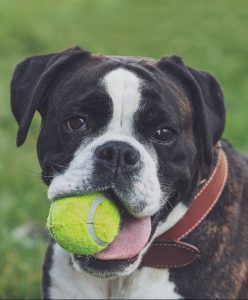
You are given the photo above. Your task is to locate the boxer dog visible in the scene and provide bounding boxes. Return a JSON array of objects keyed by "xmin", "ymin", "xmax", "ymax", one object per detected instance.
[{"xmin": 11, "ymin": 47, "xmax": 248, "ymax": 299}]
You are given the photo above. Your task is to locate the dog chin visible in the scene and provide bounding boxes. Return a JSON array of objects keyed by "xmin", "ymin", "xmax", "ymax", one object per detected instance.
[{"xmin": 71, "ymin": 254, "xmax": 139, "ymax": 279}]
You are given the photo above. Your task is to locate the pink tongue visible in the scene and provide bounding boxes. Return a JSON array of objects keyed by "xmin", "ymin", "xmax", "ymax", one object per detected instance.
[{"xmin": 95, "ymin": 216, "xmax": 152, "ymax": 260}]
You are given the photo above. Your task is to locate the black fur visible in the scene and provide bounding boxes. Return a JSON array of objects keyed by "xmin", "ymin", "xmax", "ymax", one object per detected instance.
[
  {"xmin": 157, "ymin": 56, "xmax": 225, "ymax": 167},
  {"xmin": 42, "ymin": 241, "xmax": 54, "ymax": 300},
  {"xmin": 11, "ymin": 47, "xmax": 91, "ymax": 146}
]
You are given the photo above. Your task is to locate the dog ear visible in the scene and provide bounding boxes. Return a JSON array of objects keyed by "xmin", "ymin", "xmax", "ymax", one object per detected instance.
[
  {"xmin": 157, "ymin": 56, "xmax": 225, "ymax": 166},
  {"xmin": 11, "ymin": 46, "xmax": 91, "ymax": 147}
]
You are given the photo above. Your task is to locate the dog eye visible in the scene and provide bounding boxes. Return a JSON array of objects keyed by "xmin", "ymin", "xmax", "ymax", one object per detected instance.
[
  {"xmin": 154, "ymin": 128, "xmax": 174, "ymax": 143},
  {"xmin": 65, "ymin": 117, "xmax": 86, "ymax": 132}
]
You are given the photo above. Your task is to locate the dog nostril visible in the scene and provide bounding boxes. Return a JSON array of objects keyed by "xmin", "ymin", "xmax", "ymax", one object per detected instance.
[
  {"xmin": 95, "ymin": 142, "xmax": 140, "ymax": 171},
  {"xmin": 124, "ymin": 150, "xmax": 140, "ymax": 166},
  {"xmin": 96, "ymin": 147, "xmax": 113, "ymax": 161}
]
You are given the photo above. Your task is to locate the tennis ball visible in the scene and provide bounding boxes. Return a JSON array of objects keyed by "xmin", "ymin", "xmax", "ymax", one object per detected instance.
[{"xmin": 47, "ymin": 193, "xmax": 120, "ymax": 255}]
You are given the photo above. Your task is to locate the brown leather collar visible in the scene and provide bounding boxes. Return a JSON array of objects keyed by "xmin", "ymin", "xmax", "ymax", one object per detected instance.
[{"xmin": 141, "ymin": 145, "xmax": 228, "ymax": 269}]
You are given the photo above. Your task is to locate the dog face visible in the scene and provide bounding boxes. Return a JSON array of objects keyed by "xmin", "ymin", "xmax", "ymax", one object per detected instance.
[
  {"xmin": 11, "ymin": 47, "xmax": 225, "ymax": 278},
  {"xmin": 46, "ymin": 66, "xmax": 163, "ymax": 218}
]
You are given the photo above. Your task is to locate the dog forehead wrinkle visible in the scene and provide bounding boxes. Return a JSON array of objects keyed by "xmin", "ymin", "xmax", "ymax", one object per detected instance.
[{"xmin": 103, "ymin": 68, "xmax": 141, "ymax": 133}]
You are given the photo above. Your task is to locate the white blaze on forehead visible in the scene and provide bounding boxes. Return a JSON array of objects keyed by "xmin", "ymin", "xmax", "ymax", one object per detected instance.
[{"xmin": 103, "ymin": 68, "xmax": 141, "ymax": 132}]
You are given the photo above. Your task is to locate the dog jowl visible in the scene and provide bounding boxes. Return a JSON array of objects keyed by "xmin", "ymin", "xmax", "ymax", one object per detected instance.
[{"xmin": 11, "ymin": 47, "xmax": 248, "ymax": 299}]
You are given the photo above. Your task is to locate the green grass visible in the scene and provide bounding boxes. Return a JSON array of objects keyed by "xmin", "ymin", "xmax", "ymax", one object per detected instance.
[{"xmin": 0, "ymin": 0, "xmax": 248, "ymax": 298}]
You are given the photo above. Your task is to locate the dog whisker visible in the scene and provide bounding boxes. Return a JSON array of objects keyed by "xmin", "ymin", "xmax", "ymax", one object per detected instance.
[
  {"xmin": 48, "ymin": 162, "xmax": 68, "ymax": 169},
  {"xmin": 166, "ymin": 199, "xmax": 174, "ymax": 210}
]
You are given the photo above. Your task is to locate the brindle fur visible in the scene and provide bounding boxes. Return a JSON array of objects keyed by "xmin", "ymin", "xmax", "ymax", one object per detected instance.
[{"xmin": 170, "ymin": 141, "xmax": 248, "ymax": 299}]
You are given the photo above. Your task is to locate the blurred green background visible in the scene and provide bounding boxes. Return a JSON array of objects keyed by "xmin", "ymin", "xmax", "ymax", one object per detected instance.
[{"xmin": 0, "ymin": 0, "xmax": 248, "ymax": 298}]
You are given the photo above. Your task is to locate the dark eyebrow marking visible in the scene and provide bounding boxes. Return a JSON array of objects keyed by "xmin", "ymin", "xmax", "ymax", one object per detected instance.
[{"xmin": 141, "ymin": 88, "xmax": 162, "ymax": 102}]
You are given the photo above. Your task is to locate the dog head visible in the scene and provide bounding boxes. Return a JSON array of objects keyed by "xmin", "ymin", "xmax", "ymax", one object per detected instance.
[{"xmin": 11, "ymin": 47, "xmax": 225, "ymax": 278}]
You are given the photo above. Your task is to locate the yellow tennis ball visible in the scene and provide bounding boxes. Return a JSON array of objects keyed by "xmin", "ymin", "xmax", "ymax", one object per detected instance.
[{"xmin": 46, "ymin": 193, "xmax": 120, "ymax": 255}]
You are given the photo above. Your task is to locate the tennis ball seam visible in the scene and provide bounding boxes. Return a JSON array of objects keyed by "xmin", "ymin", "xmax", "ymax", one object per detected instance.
[{"xmin": 87, "ymin": 195, "xmax": 108, "ymax": 247}]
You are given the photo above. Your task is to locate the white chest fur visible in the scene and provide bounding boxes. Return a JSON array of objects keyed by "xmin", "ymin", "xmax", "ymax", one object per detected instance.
[{"xmin": 48, "ymin": 244, "xmax": 182, "ymax": 299}]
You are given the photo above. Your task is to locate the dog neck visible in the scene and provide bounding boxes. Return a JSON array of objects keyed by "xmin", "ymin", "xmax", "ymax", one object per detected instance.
[{"xmin": 141, "ymin": 143, "xmax": 228, "ymax": 268}]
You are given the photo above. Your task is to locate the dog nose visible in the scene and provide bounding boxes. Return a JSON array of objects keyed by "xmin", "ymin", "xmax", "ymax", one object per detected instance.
[{"xmin": 95, "ymin": 141, "xmax": 141, "ymax": 173}]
